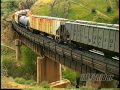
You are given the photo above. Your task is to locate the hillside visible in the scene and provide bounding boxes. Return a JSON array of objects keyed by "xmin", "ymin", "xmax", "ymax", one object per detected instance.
[
  {"xmin": 1, "ymin": 77, "xmax": 33, "ymax": 89},
  {"xmin": 30, "ymin": 0, "xmax": 119, "ymax": 23},
  {"xmin": 1, "ymin": 45, "xmax": 16, "ymax": 62}
]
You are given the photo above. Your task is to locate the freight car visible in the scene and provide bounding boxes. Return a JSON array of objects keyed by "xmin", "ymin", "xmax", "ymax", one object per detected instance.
[
  {"xmin": 13, "ymin": 10, "xmax": 69, "ymax": 42},
  {"xmin": 65, "ymin": 21, "xmax": 119, "ymax": 57},
  {"xmin": 29, "ymin": 15, "xmax": 69, "ymax": 42},
  {"xmin": 75, "ymin": 20, "xmax": 119, "ymax": 28},
  {"xmin": 19, "ymin": 16, "xmax": 29, "ymax": 28}
]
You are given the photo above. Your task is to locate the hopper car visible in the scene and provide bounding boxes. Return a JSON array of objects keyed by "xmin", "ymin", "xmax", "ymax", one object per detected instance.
[
  {"xmin": 29, "ymin": 15, "xmax": 69, "ymax": 42},
  {"xmin": 65, "ymin": 21, "xmax": 119, "ymax": 58}
]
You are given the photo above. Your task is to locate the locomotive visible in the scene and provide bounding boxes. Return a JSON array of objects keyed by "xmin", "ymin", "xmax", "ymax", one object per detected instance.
[{"xmin": 13, "ymin": 9, "xmax": 119, "ymax": 59}]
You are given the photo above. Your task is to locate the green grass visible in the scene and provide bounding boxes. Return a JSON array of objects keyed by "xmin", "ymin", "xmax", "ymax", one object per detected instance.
[
  {"xmin": 40, "ymin": 81, "xmax": 50, "ymax": 88},
  {"xmin": 31, "ymin": 5, "xmax": 50, "ymax": 16},
  {"xmin": 31, "ymin": 0, "xmax": 118, "ymax": 23},
  {"xmin": 14, "ymin": 77, "xmax": 37, "ymax": 86}
]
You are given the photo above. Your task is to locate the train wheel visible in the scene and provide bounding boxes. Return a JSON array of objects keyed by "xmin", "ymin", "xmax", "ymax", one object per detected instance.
[
  {"xmin": 67, "ymin": 40, "xmax": 72, "ymax": 47},
  {"xmin": 29, "ymin": 28, "xmax": 34, "ymax": 33},
  {"xmin": 103, "ymin": 51, "xmax": 112, "ymax": 59},
  {"xmin": 55, "ymin": 37, "xmax": 61, "ymax": 43}
]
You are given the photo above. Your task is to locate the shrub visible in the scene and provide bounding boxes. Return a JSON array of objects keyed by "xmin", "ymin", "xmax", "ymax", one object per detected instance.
[
  {"xmin": 25, "ymin": 80, "xmax": 37, "ymax": 86},
  {"xmin": 9, "ymin": 77, "xmax": 14, "ymax": 81},
  {"xmin": 40, "ymin": 81, "xmax": 49, "ymax": 88},
  {"xmin": 111, "ymin": 15, "xmax": 119, "ymax": 24},
  {"xmin": 14, "ymin": 77, "xmax": 26, "ymax": 84},
  {"xmin": 107, "ymin": 6, "xmax": 112, "ymax": 13},
  {"xmin": 21, "ymin": 45, "xmax": 37, "ymax": 80},
  {"xmin": 2, "ymin": 59, "xmax": 18, "ymax": 77},
  {"xmin": 62, "ymin": 67, "xmax": 77, "ymax": 85},
  {"xmin": 14, "ymin": 77, "xmax": 37, "ymax": 85},
  {"xmin": 91, "ymin": 8, "xmax": 96, "ymax": 14},
  {"xmin": 1, "ymin": 65, "xmax": 8, "ymax": 77},
  {"xmin": 1, "ymin": 45, "xmax": 37, "ymax": 80}
]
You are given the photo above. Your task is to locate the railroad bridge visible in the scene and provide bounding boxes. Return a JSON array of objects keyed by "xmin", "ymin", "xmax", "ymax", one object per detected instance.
[{"xmin": 11, "ymin": 21, "xmax": 119, "ymax": 87}]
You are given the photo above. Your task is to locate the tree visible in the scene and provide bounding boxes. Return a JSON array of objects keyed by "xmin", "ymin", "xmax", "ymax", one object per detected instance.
[
  {"xmin": 49, "ymin": 0, "xmax": 72, "ymax": 18},
  {"xmin": 49, "ymin": 0, "xmax": 60, "ymax": 16},
  {"xmin": 18, "ymin": 0, "xmax": 37, "ymax": 10},
  {"xmin": 3, "ymin": 0, "xmax": 18, "ymax": 13},
  {"xmin": 116, "ymin": 0, "xmax": 119, "ymax": 8},
  {"xmin": 105, "ymin": 0, "xmax": 112, "ymax": 13},
  {"xmin": 21, "ymin": 45, "xmax": 37, "ymax": 80},
  {"xmin": 63, "ymin": 0, "xmax": 71, "ymax": 18}
]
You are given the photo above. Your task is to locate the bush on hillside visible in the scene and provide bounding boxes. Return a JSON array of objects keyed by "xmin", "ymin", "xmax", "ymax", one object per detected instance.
[
  {"xmin": 1, "ymin": 45, "xmax": 37, "ymax": 80},
  {"xmin": 18, "ymin": 0, "xmax": 37, "ymax": 10},
  {"xmin": 111, "ymin": 15, "xmax": 119, "ymax": 24},
  {"xmin": 1, "ymin": 64, "xmax": 8, "ymax": 77},
  {"xmin": 91, "ymin": 8, "xmax": 96, "ymax": 14},
  {"xmin": 21, "ymin": 45, "xmax": 37, "ymax": 80},
  {"xmin": 62, "ymin": 67, "xmax": 77, "ymax": 85},
  {"xmin": 14, "ymin": 77, "xmax": 37, "ymax": 85},
  {"xmin": 2, "ymin": 59, "xmax": 17, "ymax": 77},
  {"xmin": 14, "ymin": 77, "xmax": 26, "ymax": 84},
  {"xmin": 107, "ymin": 6, "xmax": 112, "ymax": 13},
  {"xmin": 1, "ymin": 46, "xmax": 15, "ymax": 55},
  {"xmin": 40, "ymin": 81, "xmax": 49, "ymax": 88},
  {"xmin": 25, "ymin": 80, "xmax": 37, "ymax": 86}
]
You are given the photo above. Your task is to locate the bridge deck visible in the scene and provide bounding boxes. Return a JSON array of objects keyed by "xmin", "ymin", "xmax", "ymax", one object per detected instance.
[{"xmin": 12, "ymin": 21, "xmax": 119, "ymax": 80}]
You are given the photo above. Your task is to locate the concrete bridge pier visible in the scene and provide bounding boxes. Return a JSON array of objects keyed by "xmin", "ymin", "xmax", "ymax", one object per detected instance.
[
  {"xmin": 37, "ymin": 56, "xmax": 61, "ymax": 84},
  {"xmin": 37, "ymin": 56, "xmax": 46, "ymax": 83},
  {"xmin": 15, "ymin": 39, "xmax": 22, "ymax": 62}
]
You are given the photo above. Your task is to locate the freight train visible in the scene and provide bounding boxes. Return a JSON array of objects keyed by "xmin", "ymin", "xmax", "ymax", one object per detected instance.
[{"xmin": 13, "ymin": 9, "xmax": 119, "ymax": 59}]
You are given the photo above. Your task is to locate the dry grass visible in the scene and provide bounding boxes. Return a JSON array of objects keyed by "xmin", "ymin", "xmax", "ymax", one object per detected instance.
[{"xmin": 1, "ymin": 77, "xmax": 34, "ymax": 89}]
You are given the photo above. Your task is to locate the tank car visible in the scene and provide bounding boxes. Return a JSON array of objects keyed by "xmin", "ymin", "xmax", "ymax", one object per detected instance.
[{"xmin": 19, "ymin": 16, "xmax": 29, "ymax": 28}]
